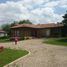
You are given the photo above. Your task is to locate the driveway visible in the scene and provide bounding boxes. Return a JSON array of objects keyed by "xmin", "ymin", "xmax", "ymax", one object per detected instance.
[{"xmin": 1, "ymin": 39, "xmax": 67, "ymax": 67}]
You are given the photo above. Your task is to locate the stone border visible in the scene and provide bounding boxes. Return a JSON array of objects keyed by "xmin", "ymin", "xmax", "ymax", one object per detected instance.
[{"xmin": 4, "ymin": 51, "xmax": 31, "ymax": 67}]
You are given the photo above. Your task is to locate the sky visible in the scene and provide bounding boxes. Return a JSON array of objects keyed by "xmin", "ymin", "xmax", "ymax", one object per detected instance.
[{"xmin": 0, "ymin": 0, "xmax": 67, "ymax": 25}]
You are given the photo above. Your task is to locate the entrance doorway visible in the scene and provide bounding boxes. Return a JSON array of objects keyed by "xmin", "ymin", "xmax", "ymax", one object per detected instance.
[{"xmin": 31, "ymin": 30, "xmax": 37, "ymax": 37}]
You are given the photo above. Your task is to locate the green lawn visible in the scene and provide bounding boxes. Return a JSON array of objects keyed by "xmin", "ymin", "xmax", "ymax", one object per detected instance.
[
  {"xmin": 0, "ymin": 48, "xmax": 28, "ymax": 67},
  {"xmin": 44, "ymin": 38, "xmax": 67, "ymax": 46},
  {"xmin": 0, "ymin": 36, "xmax": 11, "ymax": 43},
  {"xmin": 0, "ymin": 38, "xmax": 11, "ymax": 43}
]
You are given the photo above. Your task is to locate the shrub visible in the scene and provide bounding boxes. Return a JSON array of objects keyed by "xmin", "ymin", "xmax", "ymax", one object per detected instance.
[{"xmin": 0, "ymin": 46, "xmax": 4, "ymax": 52}]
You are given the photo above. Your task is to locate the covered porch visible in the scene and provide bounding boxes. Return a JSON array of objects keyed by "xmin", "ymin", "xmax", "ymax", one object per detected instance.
[{"xmin": 11, "ymin": 28, "xmax": 51, "ymax": 39}]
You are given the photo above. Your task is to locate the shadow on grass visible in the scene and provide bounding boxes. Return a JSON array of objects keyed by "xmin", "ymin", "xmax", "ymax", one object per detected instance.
[{"xmin": 55, "ymin": 38, "xmax": 67, "ymax": 43}]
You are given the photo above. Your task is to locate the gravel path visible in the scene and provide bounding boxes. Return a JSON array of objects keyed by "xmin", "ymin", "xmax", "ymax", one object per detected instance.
[{"xmin": 1, "ymin": 39, "xmax": 67, "ymax": 67}]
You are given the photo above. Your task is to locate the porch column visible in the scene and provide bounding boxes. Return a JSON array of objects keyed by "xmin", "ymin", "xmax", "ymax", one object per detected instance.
[{"xmin": 46, "ymin": 29, "xmax": 50, "ymax": 37}]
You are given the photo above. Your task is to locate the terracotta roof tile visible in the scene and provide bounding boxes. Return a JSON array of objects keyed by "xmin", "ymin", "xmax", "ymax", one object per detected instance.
[
  {"xmin": 11, "ymin": 23, "xmax": 64, "ymax": 29},
  {"xmin": 0, "ymin": 30, "xmax": 5, "ymax": 33}
]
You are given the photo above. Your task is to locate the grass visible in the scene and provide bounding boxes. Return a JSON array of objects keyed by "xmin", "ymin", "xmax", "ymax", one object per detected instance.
[
  {"xmin": 0, "ymin": 48, "xmax": 28, "ymax": 67},
  {"xmin": 44, "ymin": 38, "xmax": 67, "ymax": 46},
  {"xmin": 0, "ymin": 36, "xmax": 11, "ymax": 43},
  {"xmin": 0, "ymin": 38, "xmax": 11, "ymax": 43},
  {"xmin": 0, "ymin": 36, "xmax": 25, "ymax": 43}
]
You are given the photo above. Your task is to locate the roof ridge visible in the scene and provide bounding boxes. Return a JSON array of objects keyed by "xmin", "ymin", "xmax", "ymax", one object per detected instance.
[{"xmin": 11, "ymin": 23, "xmax": 64, "ymax": 29}]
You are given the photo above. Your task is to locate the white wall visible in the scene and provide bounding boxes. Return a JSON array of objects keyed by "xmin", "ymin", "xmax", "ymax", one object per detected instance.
[{"xmin": 0, "ymin": 32, "xmax": 7, "ymax": 37}]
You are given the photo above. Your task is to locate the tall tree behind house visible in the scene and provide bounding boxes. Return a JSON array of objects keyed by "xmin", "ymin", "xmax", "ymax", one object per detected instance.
[
  {"xmin": 18, "ymin": 20, "xmax": 32, "ymax": 24},
  {"xmin": 62, "ymin": 11, "xmax": 67, "ymax": 36}
]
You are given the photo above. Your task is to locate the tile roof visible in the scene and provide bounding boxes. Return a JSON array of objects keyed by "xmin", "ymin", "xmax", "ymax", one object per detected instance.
[
  {"xmin": 0, "ymin": 30, "xmax": 5, "ymax": 33},
  {"xmin": 11, "ymin": 23, "xmax": 64, "ymax": 29}
]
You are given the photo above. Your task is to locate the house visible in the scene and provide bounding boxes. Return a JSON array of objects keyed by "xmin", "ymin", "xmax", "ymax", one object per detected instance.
[
  {"xmin": 11, "ymin": 23, "xmax": 64, "ymax": 38},
  {"xmin": 0, "ymin": 30, "xmax": 7, "ymax": 37}
]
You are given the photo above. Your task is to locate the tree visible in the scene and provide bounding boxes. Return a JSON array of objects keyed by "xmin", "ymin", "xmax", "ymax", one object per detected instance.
[
  {"xmin": 2, "ymin": 24, "xmax": 11, "ymax": 36},
  {"xmin": 62, "ymin": 11, "xmax": 67, "ymax": 36},
  {"xmin": 62, "ymin": 11, "xmax": 67, "ymax": 26},
  {"xmin": 19, "ymin": 20, "xmax": 32, "ymax": 24},
  {"xmin": 2, "ymin": 22, "xmax": 18, "ymax": 36},
  {"xmin": 10, "ymin": 21, "xmax": 18, "ymax": 27}
]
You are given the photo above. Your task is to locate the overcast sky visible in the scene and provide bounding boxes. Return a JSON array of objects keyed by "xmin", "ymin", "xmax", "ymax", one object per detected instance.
[{"xmin": 0, "ymin": 0, "xmax": 67, "ymax": 25}]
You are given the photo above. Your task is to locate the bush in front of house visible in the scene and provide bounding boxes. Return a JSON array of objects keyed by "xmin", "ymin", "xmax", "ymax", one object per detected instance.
[{"xmin": 0, "ymin": 36, "xmax": 9, "ymax": 39}]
